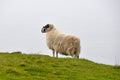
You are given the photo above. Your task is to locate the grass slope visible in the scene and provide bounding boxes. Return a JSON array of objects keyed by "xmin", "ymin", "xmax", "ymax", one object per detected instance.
[{"xmin": 0, "ymin": 52, "xmax": 119, "ymax": 80}]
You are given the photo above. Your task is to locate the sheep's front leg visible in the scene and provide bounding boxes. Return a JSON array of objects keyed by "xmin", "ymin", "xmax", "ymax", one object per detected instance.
[{"xmin": 53, "ymin": 50, "xmax": 55, "ymax": 57}]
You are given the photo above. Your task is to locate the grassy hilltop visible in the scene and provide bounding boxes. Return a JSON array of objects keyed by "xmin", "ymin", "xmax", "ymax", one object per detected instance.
[{"xmin": 0, "ymin": 52, "xmax": 119, "ymax": 80}]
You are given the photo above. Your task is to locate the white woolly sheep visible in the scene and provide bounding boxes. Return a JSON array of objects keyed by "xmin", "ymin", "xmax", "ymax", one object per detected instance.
[{"xmin": 41, "ymin": 24, "xmax": 80, "ymax": 58}]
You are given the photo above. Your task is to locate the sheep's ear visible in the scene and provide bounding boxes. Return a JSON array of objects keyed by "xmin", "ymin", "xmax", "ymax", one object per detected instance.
[{"xmin": 49, "ymin": 24, "xmax": 54, "ymax": 28}]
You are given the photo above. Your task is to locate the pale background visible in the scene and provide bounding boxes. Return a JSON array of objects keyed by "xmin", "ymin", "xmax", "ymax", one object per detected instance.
[{"xmin": 0, "ymin": 0, "xmax": 120, "ymax": 65}]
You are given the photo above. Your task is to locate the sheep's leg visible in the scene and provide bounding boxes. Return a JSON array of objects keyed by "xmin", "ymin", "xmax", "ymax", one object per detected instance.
[
  {"xmin": 76, "ymin": 55, "xmax": 79, "ymax": 59},
  {"xmin": 73, "ymin": 55, "xmax": 79, "ymax": 59},
  {"xmin": 56, "ymin": 52, "xmax": 58, "ymax": 58},
  {"xmin": 70, "ymin": 54, "xmax": 74, "ymax": 58},
  {"xmin": 53, "ymin": 50, "xmax": 55, "ymax": 57},
  {"xmin": 74, "ymin": 54, "xmax": 79, "ymax": 59}
]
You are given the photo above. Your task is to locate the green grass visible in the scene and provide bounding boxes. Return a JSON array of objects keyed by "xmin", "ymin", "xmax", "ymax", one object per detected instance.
[{"xmin": 0, "ymin": 52, "xmax": 119, "ymax": 80}]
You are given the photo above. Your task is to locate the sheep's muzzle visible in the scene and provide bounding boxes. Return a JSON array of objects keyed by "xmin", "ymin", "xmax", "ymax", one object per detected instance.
[{"xmin": 41, "ymin": 28, "xmax": 46, "ymax": 33}]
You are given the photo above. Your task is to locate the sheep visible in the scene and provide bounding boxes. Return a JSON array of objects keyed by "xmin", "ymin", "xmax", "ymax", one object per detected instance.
[{"xmin": 41, "ymin": 24, "xmax": 81, "ymax": 58}]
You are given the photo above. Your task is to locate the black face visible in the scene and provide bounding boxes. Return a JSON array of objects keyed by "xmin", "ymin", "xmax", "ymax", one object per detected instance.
[
  {"xmin": 41, "ymin": 24, "xmax": 49, "ymax": 33},
  {"xmin": 44, "ymin": 24, "xmax": 49, "ymax": 28}
]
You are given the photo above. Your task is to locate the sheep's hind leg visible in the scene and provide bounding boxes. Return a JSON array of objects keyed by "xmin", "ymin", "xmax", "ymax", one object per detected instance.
[
  {"xmin": 73, "ymin": 55, "xmax": 79, "ymax": 59},
  {"xmin": 76, "ymin": 55, "xmax": 79, "ymax": 59},
  {"xmin": 56, "ymin": 52, "xmax": 58, "ymax": 58}
]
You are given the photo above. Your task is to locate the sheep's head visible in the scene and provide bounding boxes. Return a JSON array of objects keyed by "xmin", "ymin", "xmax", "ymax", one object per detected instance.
[{"xmin": 41, "ymin": 24, "xmax": 54, "ymax": 33}]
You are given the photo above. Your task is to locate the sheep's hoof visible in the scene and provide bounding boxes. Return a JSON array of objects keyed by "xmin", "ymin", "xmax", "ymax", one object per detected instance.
[{"xmin": 77, "ymin": 56, "xmax": 79, "ymax": 59}]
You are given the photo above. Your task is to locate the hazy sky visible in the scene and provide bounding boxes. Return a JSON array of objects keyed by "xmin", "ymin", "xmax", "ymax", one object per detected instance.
[{"xmin": 0, "ymin": 0, "xmax": 120, "ymax": 65}]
